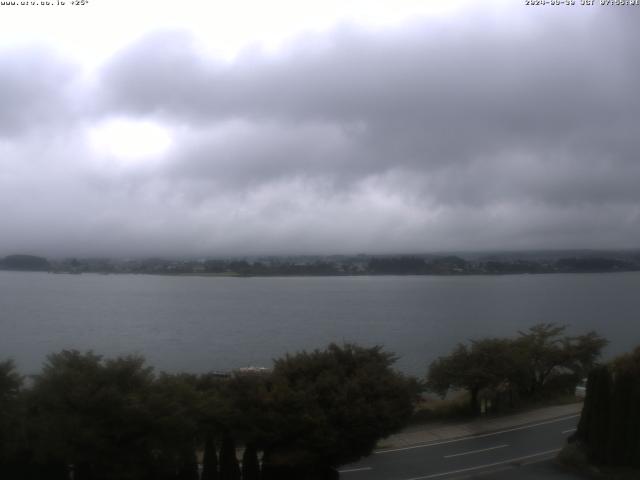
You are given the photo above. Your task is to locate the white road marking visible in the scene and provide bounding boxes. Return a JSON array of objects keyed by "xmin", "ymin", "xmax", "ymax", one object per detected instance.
[
  {"xmin": 376, "ymin": 414, "xmax": 579, "ymax": 454},
  {"xmin": 443, "ymin": 444, "xmax": 509, "ymax": 459},
  {"xmin": 338, "ymin": 467, "xmax": 373, "ymax": 474},
  {"xmin": 402, "ymin": 448, "xmax": 561, "ymax": 480},
  {"xmin": 562, "ymin": 428, "xmax": 577, "ymax": 434}
]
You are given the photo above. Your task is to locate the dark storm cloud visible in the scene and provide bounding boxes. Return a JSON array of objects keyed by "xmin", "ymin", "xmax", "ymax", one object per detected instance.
[
  {"xmin": 2, "ymin": 4, "xmax": 640, "ymax": 256},
  {"xmin": 97, "ymin": 7, "xmax": 640, "ymax": 207}
]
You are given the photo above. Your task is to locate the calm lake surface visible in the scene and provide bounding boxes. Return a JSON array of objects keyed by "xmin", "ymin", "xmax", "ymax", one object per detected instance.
[{"xmin": 1, "ymin": 271, "xmax": 639, "ymax": 376}]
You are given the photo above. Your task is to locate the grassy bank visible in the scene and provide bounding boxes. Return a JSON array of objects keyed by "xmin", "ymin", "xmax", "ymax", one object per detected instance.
[{"xmin": 409, "ymin": 391, "xmax": 583, "ymax": 426}]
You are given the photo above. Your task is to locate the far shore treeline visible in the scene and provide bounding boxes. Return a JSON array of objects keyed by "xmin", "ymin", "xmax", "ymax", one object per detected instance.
[
  {"xmin": 2, "ymin": 250, "xmax": 640, "ymax": 276},
  {"xmin": 0, "ymin": 325, "xmax": 610, "ymax": 480}
]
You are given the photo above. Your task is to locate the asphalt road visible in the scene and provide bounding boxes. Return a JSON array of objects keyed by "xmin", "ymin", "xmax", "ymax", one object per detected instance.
[
  {"xmin": 470, "ymin": 458, "xmax": 586, "ymax": 479},
  {"xmin": 339, "ymin": 415, "xmax": 580, "ymax": 480}
]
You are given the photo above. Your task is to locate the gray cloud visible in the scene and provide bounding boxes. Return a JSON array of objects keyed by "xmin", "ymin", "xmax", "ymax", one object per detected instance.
[
  {"xmin": 0, "ymin": 47, "xmax": 78, "ymax": 137},
  {"xmin": 99, "ymin": 9, "xmax": 640, "ymax": 183},
  {"xmin": 1, "ymin": 5, "xmax": 640, "ymax": 256}
]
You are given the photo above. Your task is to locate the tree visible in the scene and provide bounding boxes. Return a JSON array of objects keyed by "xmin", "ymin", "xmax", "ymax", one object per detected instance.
[
  {"xmin": 367, "ymin": 257, "xmax": 427, "ymax": 274},
  {"xmin": 145, "ymin": 373, "xmax": 202, "ymax": 480},
  {"xmin": 515, "ymin": 324, "xmax": 607, "ymax": 398},
  {"xmin": 607, "ymin": 346, "xmax": 640, "ymax": 468},
  {"xmin": 28, "ymin": 350, "xmax": 107, "ymax": 479},
  {"xmin": 219, "ymin": 434, "xmax": 241, "ymax": 480},
  {"xmin": 607, "ymin": 365, "xmax": 635, "ymax": 465},
  {"xmin": 201, "ymin": 434, "xmax": 219, "ymax": 480},
  {"xmin": 1, "ymin": 254, "xmax": 49, "ymax": 271},
  {"xmin": 588, "ymin": 366, "xmax": 612, "ymax": 464},
  {"xmin": 427, "ymin": 339, "xmax": 520, "ymax": 414},
  {"xmin": 573, "ymin": 346, "xmax": 640, "ymax": 469},
  {"xmin": 259, "ymin": 344, "xmax": 418, "ymax": 475},
  {"xmin": 427, "ymin": 325, "xmax": 608, "ymax": 413},
  {"xmin": 27, "ymin": 350, "xmax": 186, "ymax": 480},
  {"xmin": 177, "ymin": 448, "xmax": 199, "ymax": 480},
  {"xmin": 515, "ymin": 323, "xmax": 568, "ymax": 396},
  {"xmin": 216, "ymin": 372, "xmax": 271, "ymax": 447},
  {"xmin": 0, "ymin": 360, "xmax": 24, "ymax": 479},
  {"xmin": 0, "ymin": 360, "xmax": 21, "ymax": 400},
  {"xmin": 241, "ymin": 444, "xmax": 260, "ymax": 480},
  {"xmin": 565, "ymin": 331, "xmax": 610, "ymax": 381}
]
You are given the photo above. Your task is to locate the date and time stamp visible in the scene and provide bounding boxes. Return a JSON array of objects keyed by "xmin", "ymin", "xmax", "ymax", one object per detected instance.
[
  {"xmin": 0, "ymin": 0, "xmax": 89, "ymax": 6},
  {"xmin": 526, "ymin": 0, "xmax": 639, "ymax": 5},
  {"xmin": 2, "ymin": 0, "xmax": 638, "ymax": 8}
]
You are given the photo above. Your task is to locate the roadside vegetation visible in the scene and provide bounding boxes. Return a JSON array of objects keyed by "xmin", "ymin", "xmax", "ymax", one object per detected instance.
[
  {"xmin": 559, "ymin": 345, "xmax": 640, "ymax": 479},
  {"xmin": 0, "ymin": 326, "xmax": 611, "ymax": 479},
  {"xmin": 425, "ymin": 323, "xmax": 607, "ymax": 416},
  {"xmin": 0, "ymin": 344, "xmax": 418, "ymax": 480}
]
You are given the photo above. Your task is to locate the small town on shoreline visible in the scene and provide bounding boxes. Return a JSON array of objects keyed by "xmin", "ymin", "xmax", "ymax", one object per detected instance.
[{"xmin": 2, "ymin": 250, "xmax": 640, "ymax": 277}]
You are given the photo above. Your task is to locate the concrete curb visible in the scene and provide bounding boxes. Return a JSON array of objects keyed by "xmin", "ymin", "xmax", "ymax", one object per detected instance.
[{"xmin": 377, "ymin": 403, "xmax": 583, "ymax": 451}]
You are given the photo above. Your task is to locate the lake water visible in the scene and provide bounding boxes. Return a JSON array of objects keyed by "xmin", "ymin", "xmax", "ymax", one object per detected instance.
[{"xmin": 1, "ymin": 271, "xmax": 638, "ymax": 376}]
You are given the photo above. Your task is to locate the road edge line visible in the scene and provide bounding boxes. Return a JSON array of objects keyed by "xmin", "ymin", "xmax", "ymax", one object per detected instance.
[
  {"xmin": 376, "ymin": 414, "xmax": 579, "ymax": 454},
  {"xmin": 402, "ymin": 448, "xmax": 561, "ymax": 480}
]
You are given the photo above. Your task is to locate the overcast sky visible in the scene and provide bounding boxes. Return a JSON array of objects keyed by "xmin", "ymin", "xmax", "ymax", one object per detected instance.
[{"xmin": 1, "ymin": 0, "xmax": 639, "ymax": 257}]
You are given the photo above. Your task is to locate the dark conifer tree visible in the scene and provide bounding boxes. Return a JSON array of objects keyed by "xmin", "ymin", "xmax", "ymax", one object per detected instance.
[
  {"xmin": 202, "ymin": 434, "xmax": 219, "ymax": 480},
  {"xmin": 574, "ymin": 349, "xmax": 640, "ymax": 470},
  {"xmin": 241, "ymin": 444, "xmax": 260, "ymax": 480},
  {"xmin": 608, "ymin": 369, "xmax": 633, "ymax": 465},
  {"xmin": 591, "ymin": 366, "xmax": 612, "ymax": 465},
  {"xmin": 579, "ymin": 365, "xmax": 612, "ymax": 464},
  {"xmin": 28, "ymin": 460, "xmax": 69, "ymax": 480},
  {"xmin": 576, "ymin": 369, "xmax": 596, "ymax": 444},
  {"xmin": 631, "ymin": 377, "xmax": 640, "ymax": 469},
  {"xmin": 75, "ymin": 461, "xmax": 95, "ymax": 480},
  {"xmin": 177, "ymin": 447, "xmax": 199, "ymax": 480},
  {"xmin": 219, "ymin": 434, "xmax": 240, "ymax": 480}
]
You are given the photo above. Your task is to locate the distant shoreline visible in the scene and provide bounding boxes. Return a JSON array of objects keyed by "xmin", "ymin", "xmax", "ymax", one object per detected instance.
[
  {"xmin": 2, "ymin": 252, "xmax": 639, "ymax": 277},
  {"xmin": 1, "ymin": 269, "xmax": 639, "ymax": 279}
]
